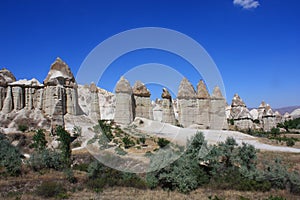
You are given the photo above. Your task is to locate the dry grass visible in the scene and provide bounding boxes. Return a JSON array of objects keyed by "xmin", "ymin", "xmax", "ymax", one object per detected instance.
[
  {"xmin": 257, "ymin": 151, "xmax": 300, "ymax": 171},
  {"xmin": 3, "ymin": 187, "xmax": 300, "ymax": 200}
]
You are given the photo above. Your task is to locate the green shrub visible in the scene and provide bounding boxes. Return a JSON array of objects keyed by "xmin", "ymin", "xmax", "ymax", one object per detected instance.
[
  {"xmin": 122, "ymin": 135, "xmax": 135, "ymax": 149},
  {"xmin": 115, "ymin": 147, "xmax": 127, "ymax": 155},
  {"xmin": 139, "ymin": 136, "xmax": 146, "ymax": 144},
  {"xmin": 56, "ymin": 126, "xmax": 72, "ymax": 167},
  {"xmin": 86, "ymin": 178, "xmax": 105, "ymax": 193},
  {"xmin": 28, "ymin": 149, "xmax": 63, "ymax": 171},
  {"xmin": 64, "ymin": 168, "xmax": 77, "ymax": 183},
  {"xmin": 72, "ymin": 125, "xmax": 82, "ymax": 138},
  {"xmin": 286, "ymin": 138, "xmax": 295, "ymax": 146},
  {"xmin": 35, "ymin": 181, "xmax": 67, "ymax": 198},
  {"xmin": 271, "ymin": 127, "xmax": 280, "ymax": 137},
  {"xmin": 0, "ymin": 134, "xmax": 22, "ymax": 176},
  {"xmin": 73, "ymin": 163, "xmax": 89, "ymax": 172},
  {"xmin": 146, "ymin": 173, "xmax": 159, "ymax": 189},
  {"xmin": 157, "ymin": 138, "xmax": 170, "ymax": 148},
  {"xmin": 31, "ymin": 129, "xmax": 47, "ymax": 151},
  {"xmin": 98, "ymin": 120, "xmax": 114, "ymax": 141},
  {"xmin": 18, "ymin": 124, "xmax": 28, "ymax": 132}
]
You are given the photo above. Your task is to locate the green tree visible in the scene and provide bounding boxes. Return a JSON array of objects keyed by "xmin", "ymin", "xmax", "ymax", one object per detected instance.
[
  {"xmin": 0, "ymin": 133, "xmax": 22, "ymax": 176},
  {"xmin": 56, "ymin": 126, "xmax": 72, "ymax": 167},
  {"xmin": 31, "ymin": 129, "xmax": 47, "ymax": 151}
]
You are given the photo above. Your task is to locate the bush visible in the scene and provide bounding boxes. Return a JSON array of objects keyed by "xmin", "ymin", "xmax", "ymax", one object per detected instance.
[
  {"xmin": 87, "ymin": 161, "xmax": 147, "ymax": 190},
  {"xmin": 122, "ymin": 135, "xmax": 135, "ymax": 149},
  {"xmin": 72, "ymin": 125, "xmax": 82, "ymax": 138},
  {"xmin": 98, "ymin": 120, "xmax": 113, "ymax": 141},
  {"xmin": 286, "ymin": 138, "xmax": 295, "ymax": 146},
  {"xmin": 139, "ymin": 136, "xmax": 146, "ymax": 144},
  {"xmin": 73, "ymin": 163, "xmax": 89, "ymax": 172},
  {"xmin": 146, "ymin": 173, "xmax": 159, "ymax": 189},
  {"xmin": 0, "ymin": 134, "xmax": 22, "ymax": 176},
  {"xmin": 64, "ymin": 168, "xmax": 77, "ymax": 183},
  {"xmin": 18, "ymin": 124, "xmax": 28, "ymax": 132},
  {"xmin": 157, "ymin": 138, "xmax": 170, "ymax": 148},
  {"xmin": 35, "ymin": 181, "xmax": 67, "ymax": 198},
  {"xmin": 31, "ymin": 129, "xmax": 47, "ymax": 151},
  {"xmin": 271, "ymin": 127, "xmax": 280, "ymax": 137},
  {"xmin": 115, "ymin": 147, "xmax": 127, "ymax": 155},
  {"xmin": 56, "ymin": 126, "xmax": 72, "ymax": 167},
  {"xmin": 28, "ymin": 149, "xmax": 63, "ymax": 171}
]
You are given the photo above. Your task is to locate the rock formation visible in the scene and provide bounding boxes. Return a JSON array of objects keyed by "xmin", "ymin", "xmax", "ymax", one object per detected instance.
[
  {"xmin": 0, "ymin": 68, "xmax": 16, "ymax": 112},
  {"xmin": 89, "ymin": 83, "xmax": 101, "ymax": 120},
  {"xmin": 114, "ymin": 77, "xmax": 134, "ymax": 124},
  {"xmin": 229, "ymin": 94, "xmax": 253, "ymax": 130},
  {"xmin": 77, "ymin": 84, "xmax": 115, "ymax": 121},
  {"xmin": 210, "ymin": 86, "xmax": 227, "ymax": 130},
  {"xmin": 291, "ymin": 108, "xmax": 300, "ymax": 119},
  {"xmin": 262, "ymin": 104, "xmax": 277, "ymax": 132},
  {"xmin": 161, "ymin": 88, "xmax": 176, "ymax": 125},
  {"xmin": 132, "ymin": 81, "xmax": 153, "ymax": 120},
  {"xmin": 153, "ymin": 100, "xmax": 163, "ymax": 122},
  {"xmin": 177, "ymin": 78, "xmax": 197, "ymax": 127},
  {"xmin": 40, "ymin": 58, "xmax": 83, "ymax": 132},
  {"xmin": 195, "ymin": 80, "xmax": 210, "ymax": 129},
  {"xmin": 2, "ymin": 86, "xmax": 13, "ymax": 114}
]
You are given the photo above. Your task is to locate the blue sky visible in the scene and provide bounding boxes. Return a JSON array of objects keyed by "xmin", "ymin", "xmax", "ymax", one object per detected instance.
[{"xmin": 0, "ymin": 0, "xmax": 299, "ymax": 108}]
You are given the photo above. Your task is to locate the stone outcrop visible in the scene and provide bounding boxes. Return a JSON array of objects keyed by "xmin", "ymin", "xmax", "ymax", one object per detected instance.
[
  {"xmin": 153, "ymin": 101, "xmax": 163, "ymax": 122},
  {"xmin": 114, "ymin": 77, "xmax": 134, "ymax": 124},
  {"xmin": 77, "ymin": 85, "xmax": 115, "ymax": 121},
  {"xmin": 210, "ymin": 86, "xmax": 227, "ymax": 130},
  {"xmin": 262, "ymin": 104, "xmax": 276, "ymax": 132},
  {"xmin": 2, "ymin": 86, "xmax": 13, "ymax": 114},
  {"xmin": 0, "ymin": 68, "xmax": 16, "ymax": 111},
  {"xmin": 161, "ymin": 88, "xmax": 176, "ymax": 125},
  {"xmin": 195, "ymin": 80, "xmax": 210, "ymax": 129},
  {"xmin": 89, "ymin": 83, "xmax": 101, "ymax": 120},
  {"xmin": 229, "ymin": 94, "xmax": 253, "ymax": 130},
  {"xmin": 177, "ymin": 78, "xmax": 197, "ymax": 127},
  {"xmin": 132, "ymin": 81, "xmax": 153, "ymax": 120},
  {"xmin": 42, "ymin": 58, "xmax": 81, "ymax": 132}
]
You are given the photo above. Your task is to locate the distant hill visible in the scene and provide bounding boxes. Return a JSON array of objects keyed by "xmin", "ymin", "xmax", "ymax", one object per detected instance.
[{"xmin": 274, "ymin": 106, "xmax": 300, "ymax": 115}]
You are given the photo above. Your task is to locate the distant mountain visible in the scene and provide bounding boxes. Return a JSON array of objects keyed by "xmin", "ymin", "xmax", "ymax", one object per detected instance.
[{"xmin": 274, "ymin": 106, "xmax": 300, "ymax": 115}]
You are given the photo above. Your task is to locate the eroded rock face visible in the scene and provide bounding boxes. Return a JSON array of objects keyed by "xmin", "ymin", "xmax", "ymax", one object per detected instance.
[
  {"xmin": 161, "ymin": 87, "xmax": 171, "ymax": 100},
  {"xmin": 177, "ymin": 78, "xmax": 197, "ymax": 127},
  {"xmin": 161, "ymin": 88, "xmax": 176, "ymax": 125},
  {"xmin": 89, "ymin": 83, "xmax": 101, "ymax": 121},
  {"xmin": 132, "ymin": 81, "xmax": 151, "ymax": 97},
  {"xmin": 44, "ymin": 58, "xmax": 75, "ymax": 86},
  {"xmin": 12, "ymin": 86, "xmax": 24, "ymax": 110},
  {"xmin": 229, "ymin": 94, "xmax": 253, "ymax": 130},
  {"xmin": 197, "ymin": 80, "xmax": 210, "ymax": 99},
  {"xmin": 177, "ymin": 78, "xmax": 197, "ymax": 100},
  {"xmin": 210, "ymin": 86, "xmax": 227, "ymax": 130},
  {"xmin": 0, "ymin": 68, "xmax": 16, "ymax": 86},
  {"xmin": 2, "ymin": 86, "xmax": 13, "ymax": 114},
  {"xmin": 0, "ymin": 68, "xmax": 16, "ymax": 111},
  {"xmin": 133, "ymin": 81, "xmax": 153, "ymax": 120},
  {"xmin": 114, "ymin": 77, "xmax": 134, "ymax": 124},
  {"xmin": 43, "ymin": 58, "xmax": 80, "ymax": 131},
  {"xmin": 195, "ymin": 80, "xmax": 210, "ymax": 129},
  {"xmin": 77, "ymin": 85, "xmax": 115, "ymax": 121},
  {"xmin": 262, "ymin": 104, "xmax": 276, "ymax": 131}
]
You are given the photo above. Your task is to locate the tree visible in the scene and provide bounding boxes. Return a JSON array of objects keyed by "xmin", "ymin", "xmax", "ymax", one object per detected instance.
[
  {"xmin": 0, "ymin": 133, "xmax": 22, "ymax": 176},
  {"xmin": 56, "ymin": 126, "xmax": 72, "ymax": 167},
  {"xmin": 31, "ymin": 129, "xmax": 47, "ymax": 151}
]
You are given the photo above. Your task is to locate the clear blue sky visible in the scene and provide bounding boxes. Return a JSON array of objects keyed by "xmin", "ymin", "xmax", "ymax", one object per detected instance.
[{"xmin": 0, "ymin": 0, "xmax": 299, "ymax": 108}]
